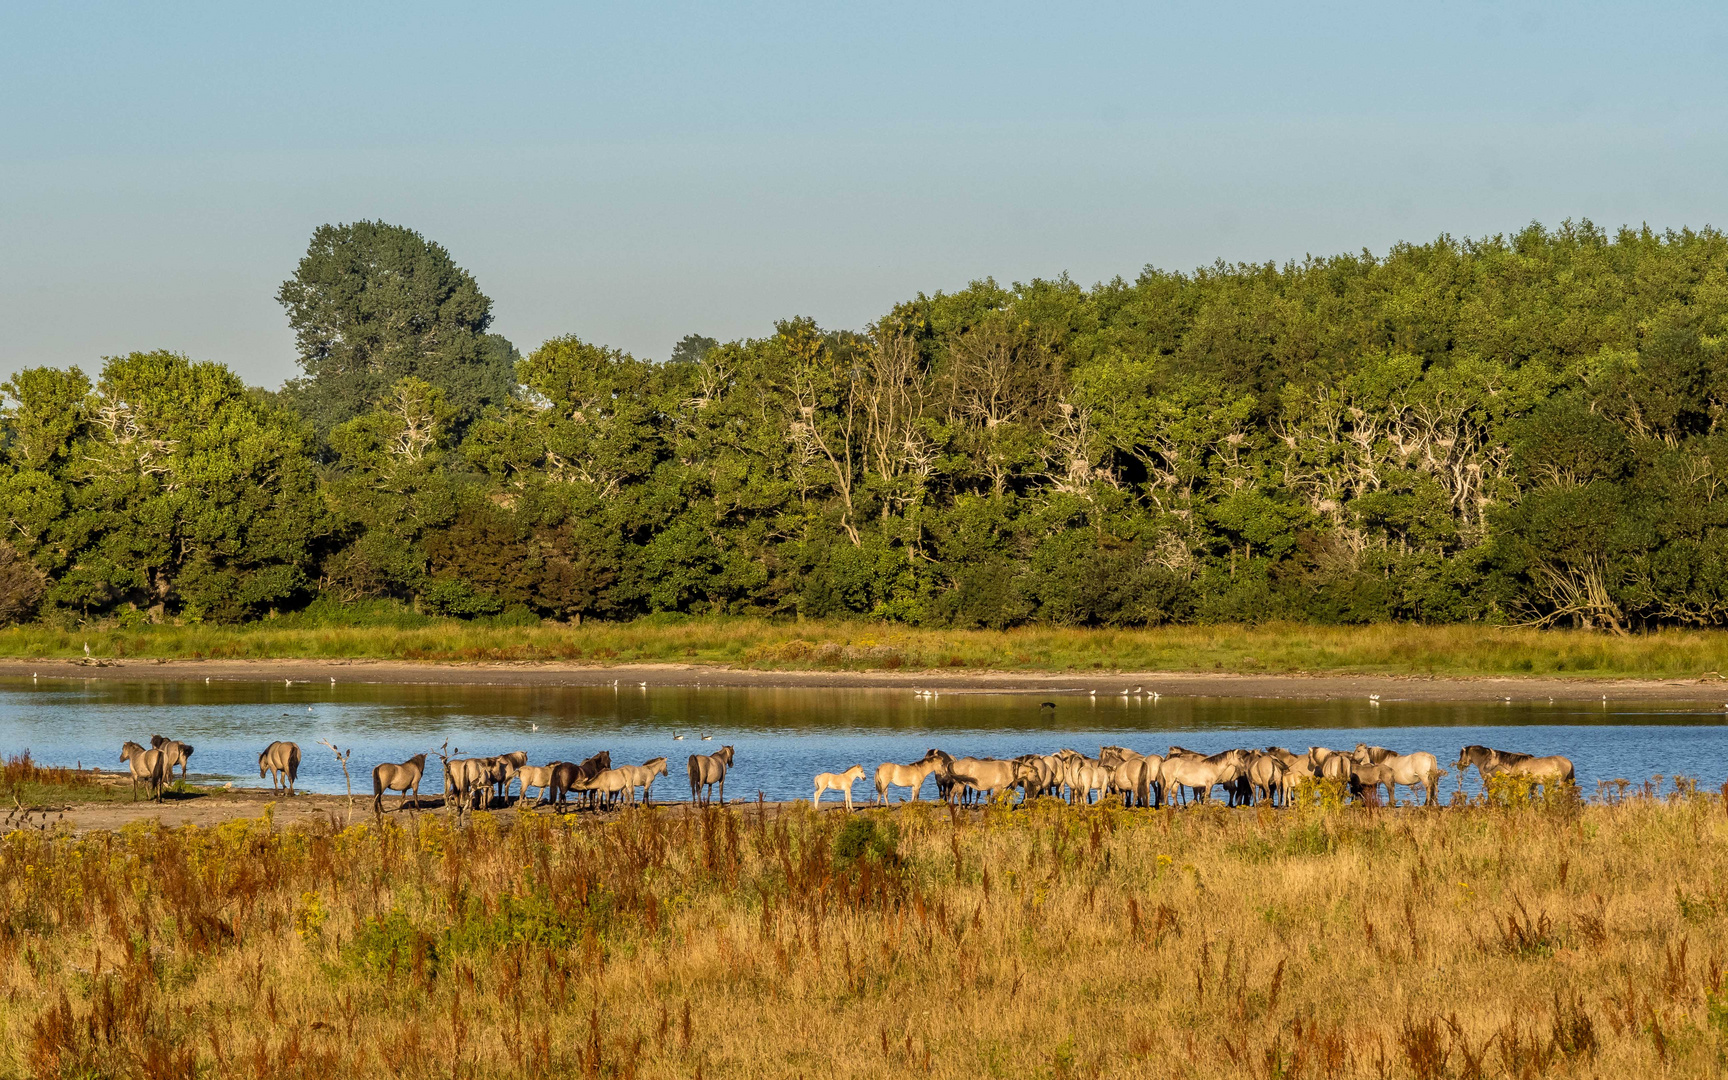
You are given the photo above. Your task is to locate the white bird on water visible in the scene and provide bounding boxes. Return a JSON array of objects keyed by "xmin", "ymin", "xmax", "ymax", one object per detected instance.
[
  {"xmin": 1150, "ymin": 691, "xmax": 1161, "ymax": 702},
  {"xmin": 530, "ymin": 723, "xmax": 539, "ymax": 732}
]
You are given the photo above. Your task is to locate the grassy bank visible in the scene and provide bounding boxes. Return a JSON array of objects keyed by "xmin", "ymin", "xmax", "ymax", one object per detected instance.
[
  {"xmin": 5, "ymin": 795, "xmax": 1728, "ymax": 1078},
  {"xmin": 0, "ymin": 753, "xmax": 119, "ymax": 807},
  {"xmin": 4, "ymin": 617, "xmax": 1728, "ymax": 679}
]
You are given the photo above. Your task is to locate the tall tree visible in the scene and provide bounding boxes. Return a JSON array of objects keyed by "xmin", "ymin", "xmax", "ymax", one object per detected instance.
[{"xmin": 277, "ymin": 221, "xmax": 515, "ymax": 436}]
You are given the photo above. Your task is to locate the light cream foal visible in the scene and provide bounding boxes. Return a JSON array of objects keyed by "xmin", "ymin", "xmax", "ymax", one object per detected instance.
[{"xmin": 813, "ymin": 765, "xmax": 867, "ymax": 810}]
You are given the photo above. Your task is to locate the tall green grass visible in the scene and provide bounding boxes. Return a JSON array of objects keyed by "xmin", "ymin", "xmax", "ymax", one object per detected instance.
[{"xmin": 4, "ymin": 615, "xmax": 1728, "ymax": 677}]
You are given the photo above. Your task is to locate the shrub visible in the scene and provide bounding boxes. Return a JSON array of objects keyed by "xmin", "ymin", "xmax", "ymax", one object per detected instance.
[{"xmin": 833, "ymin": 817, "xmax": 899, "ymax": 865}]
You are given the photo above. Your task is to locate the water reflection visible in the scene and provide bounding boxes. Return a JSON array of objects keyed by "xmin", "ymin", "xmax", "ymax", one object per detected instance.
[{"xmin": 3, "ymin": 677, "xmax": 1724, "ymax": 802}]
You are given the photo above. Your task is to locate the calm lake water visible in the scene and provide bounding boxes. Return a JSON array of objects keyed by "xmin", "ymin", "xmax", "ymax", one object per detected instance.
[{"xmin": 3, "ymin": 676, "xmax": 1725, "ymax": 803}]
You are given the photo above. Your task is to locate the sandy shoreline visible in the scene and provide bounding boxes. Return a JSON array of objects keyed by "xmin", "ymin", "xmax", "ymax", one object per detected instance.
[
  {"xmin": 3, "ymin": 655, "xmax": 1726, "ymax": 701},
  {"xmin": 7, "ymin": 782, "xmax": 898, "ymax": 836}
]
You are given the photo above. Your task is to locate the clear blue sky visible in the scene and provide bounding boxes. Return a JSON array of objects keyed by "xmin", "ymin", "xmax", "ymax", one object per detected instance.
[{"xmin": 4, "ymin": 1, "xmax": 1726, "ymax": 388}]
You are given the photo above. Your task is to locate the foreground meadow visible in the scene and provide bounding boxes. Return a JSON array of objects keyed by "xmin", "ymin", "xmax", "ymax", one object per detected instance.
[{"xmin": 4, "ymin": 791, "xmax": 1728, "ymax": 1079}]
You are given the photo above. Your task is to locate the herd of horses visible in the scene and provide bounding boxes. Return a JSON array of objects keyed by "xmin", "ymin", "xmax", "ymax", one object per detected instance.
[
  {"xmin": 370, "ymin": 745, "xmax": 736, "ymax": 815},
  {"xmin": 829, "ymin": 742, "xmax": 1577, "ymax": 810},
  {"xmin": 111, "ymin": 734, "xmax": 1575, "ymax": 813}
]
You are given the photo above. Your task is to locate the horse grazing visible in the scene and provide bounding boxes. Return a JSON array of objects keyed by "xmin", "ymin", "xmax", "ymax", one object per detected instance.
[
  {"xmin": 259, "ymin": 741, "xmax": 301, "ymax": 795},
  {"xmin": 923, "ymin": 749, "xmax": 958, "ymax": 802},
  {"xmin": 1354, "ymin": 750, "xmax": 1442, "ymax": 806},
  {"xmin": 813, "ymin": 765, "xmax": 866, "ymax": 811},
  {"xmin": 874, "ymin": 756, "xmax": 939, "ymax": 804},
  {"xmin": 550, "ymin": 752, "xmax": 612, "ymax": 812},
  {"xmin": 372, "ymin": 754, "xmax": 427, "ymax": 815},
  {"xmin": 1012, "ymin": 755, "xmax": 1058, "ymax": 800},
  {"xmin": 488, "ymin": 751, "xmax": 528, "ymax": 800},
  {"xmin": 150, "ymin": 735, "xmax": 194, "ymax": 780},
  {"xmin": 687, "ymin": 746, "xmax": 735, "ymax": 806},
  {"xmin": 444, "ymin": 758, "xmax": 492, "ymax": 815},
  {"xmin": 120, "ymin": 741, "xmax": 167, "ymax": 802},
  {"xmin": 585, "ymin": 767, "xmax": 636, "ymax": 808}
]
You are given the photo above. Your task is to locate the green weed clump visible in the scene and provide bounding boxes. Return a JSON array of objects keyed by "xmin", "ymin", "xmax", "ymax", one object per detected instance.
[
  {"xmin": 0, "ymin": 752, "xmax": 111, "ymax": 806},
  {"xmin": 4, "ymin": 795, "xmax": 1728, "ymax": 1077}
]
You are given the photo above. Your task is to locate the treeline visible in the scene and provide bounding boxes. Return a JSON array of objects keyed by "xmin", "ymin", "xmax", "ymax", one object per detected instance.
[{"xmin": 4, "ymin": 219, "xmax": 1728, "ymax": 632}]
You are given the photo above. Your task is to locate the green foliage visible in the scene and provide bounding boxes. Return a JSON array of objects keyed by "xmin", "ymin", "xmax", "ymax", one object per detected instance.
[
  {"xmin": 13, "ymin": 221, "xmax": 1728, "ymax": 630},
  {"xmin": 0, "ymin": 541, "xmax": 45, "ymax": 625},
  {"xmin": 833, "ymin": 816, "xmax": 899, "ymax": 865},
  {"xmin": 277, "ymin": 220, "xmax": 515, "ymax": 436},
  {"xmin": 1, "ymin": 352, "xmax": 320, "ymax": 622},
  {"xmin": 347, "ymin": 910, "xmax": 441, "ymax": 976}
]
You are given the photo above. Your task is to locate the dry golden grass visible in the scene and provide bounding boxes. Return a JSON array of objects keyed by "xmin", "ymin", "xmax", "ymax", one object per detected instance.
[
  {"xmin": 5, "ymin": 793, "xmax": 1728, "ymax": 1078},
  {"xmin": 8, "ymin": 617, "xmax": 1728, "ymax": 677}
]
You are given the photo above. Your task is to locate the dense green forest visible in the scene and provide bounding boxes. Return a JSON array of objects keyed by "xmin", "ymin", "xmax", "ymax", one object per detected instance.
[{"xmin": 3, "ymin": 219, "xmax": 1727, "ymax": 633}]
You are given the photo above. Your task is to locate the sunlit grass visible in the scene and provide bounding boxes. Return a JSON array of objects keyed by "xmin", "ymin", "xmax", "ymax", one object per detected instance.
[
  {"xmin": 0, "ymin": 752, "xmax": 118, "ymax": 807},
  {"xmin": 4, "ymin": 794, "xmax": 1726, "ymax": 1077},
  {"xmin": 4, "ymin": 617, "xmax": 1728, "ymax": 678}
]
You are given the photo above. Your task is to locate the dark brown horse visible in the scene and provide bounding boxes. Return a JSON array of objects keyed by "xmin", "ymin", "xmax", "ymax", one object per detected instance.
[{"xmin": 549, "ymin": 751, "xmax": 612, "ymax": 813}]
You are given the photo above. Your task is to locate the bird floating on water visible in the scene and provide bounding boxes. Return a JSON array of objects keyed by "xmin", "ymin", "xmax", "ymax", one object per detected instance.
[
  {"xmin": 530, "ymin": 723, "xmax": 539, "ymax": 732},
  {"xmin": 673, "ymin": 734, "xmax": 685, "ymax": 740},
  {"xmin": 1150, "ymin": 691, "xmax": 1161, "ymax": 702},
  {"xmin": 701, "ymin": 734, "xmax": 713, "ymax": 741}
]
